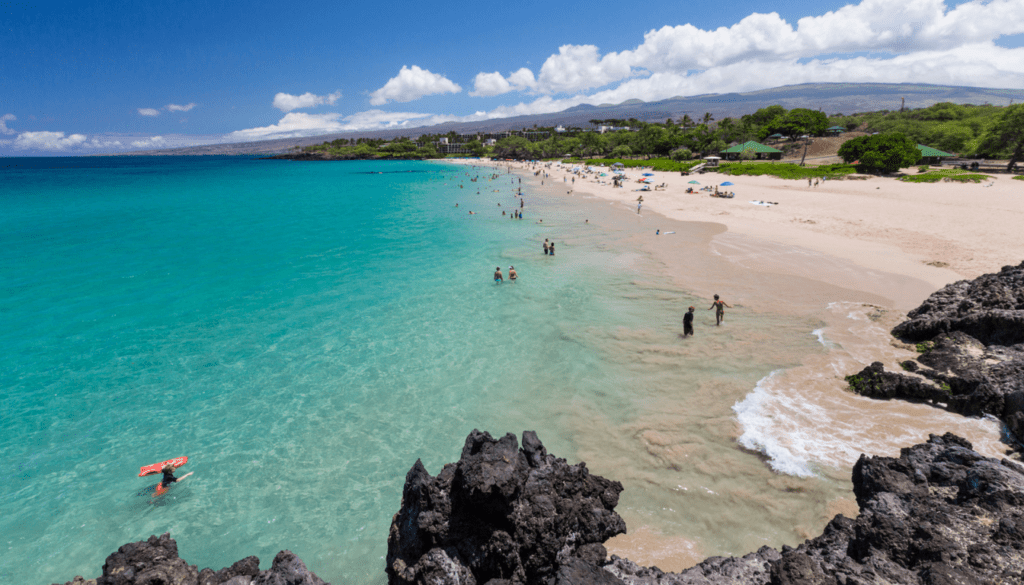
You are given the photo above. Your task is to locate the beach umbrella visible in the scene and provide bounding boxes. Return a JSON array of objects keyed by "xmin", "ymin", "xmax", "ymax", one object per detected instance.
[
  {"xmin": 721, "ymin": 181, "xmax": 734, "ymax": 186},
  {"xmin": 688, "ymin": 180, "xmax": 700, "ymax": 184}
]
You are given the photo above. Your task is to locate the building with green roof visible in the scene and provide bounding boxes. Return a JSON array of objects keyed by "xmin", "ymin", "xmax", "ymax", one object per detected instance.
[
  {"xmin": 826, "ymin": 125, "xmax": 847, "ymax": 136},
  {"xmin": 917, "ymin": 144, "xmax": 954, "ymax": 165},
  {"xmin": 720, "ymin": 140, "xmax": 783, "ymax": 160}
]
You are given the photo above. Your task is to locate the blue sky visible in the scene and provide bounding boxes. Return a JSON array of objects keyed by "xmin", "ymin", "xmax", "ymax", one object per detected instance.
[{"xmin": 3, "ymin": 0, "xmax": 1024, "ymax": 154}]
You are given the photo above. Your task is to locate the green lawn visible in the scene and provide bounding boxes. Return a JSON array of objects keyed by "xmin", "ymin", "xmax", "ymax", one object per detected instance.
[{"xmin": 899, "ymin": 169, "xmax": 992, "ymax": 183}]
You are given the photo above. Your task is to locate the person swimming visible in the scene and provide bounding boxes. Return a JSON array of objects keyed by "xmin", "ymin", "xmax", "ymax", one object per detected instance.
[
  {"xmin": 708, "ymin": 294, "xmax": 732, "ymax": 326},
  {"xmin": 154, "ymin": 464, "xmax": 193, "ymax": 497}
]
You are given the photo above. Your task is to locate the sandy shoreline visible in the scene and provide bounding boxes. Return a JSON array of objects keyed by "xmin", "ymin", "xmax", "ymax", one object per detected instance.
[
  {"xmin": 440, "ymin": 157, "xmax": 1013, "ymax": 571},
  {"xmin": 454, "ymin": 158, "xmax": 1022, "ymax": 311}
]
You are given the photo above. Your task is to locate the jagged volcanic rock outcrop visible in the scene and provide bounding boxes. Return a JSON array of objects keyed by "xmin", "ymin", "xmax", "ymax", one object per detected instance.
[
  {"xmin": 390, "ymin": 431, "xmax": 1024, "ymax": 584},
  {"xmin": 846, "ymin": 261, "xmax": 1024, "ymax": 443},
  {"xmin": 386, "ymin": 429, "xmax": 627, "ymax": 585},
  {"xmin": 52, "ymin": 533, "xmax": 328, "ymax": 585},
  {"xmin": 891, "ymin": 261, "xmax": 1024, "ymax": 346}
]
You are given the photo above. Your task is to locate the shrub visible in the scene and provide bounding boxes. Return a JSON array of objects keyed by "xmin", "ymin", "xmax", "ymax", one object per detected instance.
[
  {"xmin": 918, "ymin": 165, "xmax": 930, "ymax": 173},
  {"xmin": 670, "ymin": 147, "xmax": 692, "ymax": 161},
  {"xmin": 838, "ymin": 133, "xmax": 921, "ymax": 173}
]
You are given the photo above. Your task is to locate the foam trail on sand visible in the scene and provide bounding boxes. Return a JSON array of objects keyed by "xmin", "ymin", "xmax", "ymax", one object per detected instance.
[
  {"xmin": 812, "ymin": 328, "xmax": 828, "ymax": 347},
  {"xmin": 733, "ymin": 372, "xmax": 817, "ymax": 477}
]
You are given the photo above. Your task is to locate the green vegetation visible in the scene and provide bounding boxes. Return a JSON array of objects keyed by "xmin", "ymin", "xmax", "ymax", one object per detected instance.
[
  {"xmin": 838, "ymin": 133, "xmax": 921, "ymax": 173},
  {"xmin": 1014, "ymin": 175, "xmax": 1024, "ymax": 181},
  {"xmin": 758, "ymin": 108, "xmax": 829, "ymax": 140},
  {"xmin": 915, "ymin": 341, "xmax": 935, "ymax": 353},
  {"xmin": 717, "ymin": 162, "xmax": 856, "ymax": 179},
  {"xmin": 289, "ymin": 101, "xmax": 1024, "ymax": 167},
  {"xmin": 900, "ymin": 169, "xmax": 991, "ymax": 183},
  {"xmin": 574, "ymin": 158, "xmax": 702, "ymax": 172},
  {"xmin": 975, "ymin": 103, "xmax": 1024, "ymax": 171},
  {"xmin": 845, "ymin": 373, "xmax": 883, "ymax": 394},
  {"xmin": 300, "ymin": 136, "xmax": 440, "ymax": 160}
]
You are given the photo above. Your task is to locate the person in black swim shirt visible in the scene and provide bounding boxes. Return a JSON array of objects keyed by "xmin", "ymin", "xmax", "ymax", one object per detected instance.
[
  {"xmin": 154, "ymin": 464, "xmax": 193, "ymax": 496},
  {"xmin": 683, "ymin": 306, "xmax": 695, "ymax": 336}
]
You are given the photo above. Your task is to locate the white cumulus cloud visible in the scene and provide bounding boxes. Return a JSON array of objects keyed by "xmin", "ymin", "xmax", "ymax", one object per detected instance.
[
  {"xmin": 130, "ymin": 136, "xmax": 167, "ymax": 148},
  {"xmin": 138, "ymin": 108, "xmax": 161, "ymax": 116},
  {"xmin": 471, "ymin": 0, "xmax": 1024, "ymax": 96},
  {"xmin": 369, "ymin": 65, "xmax": 462, "ymax": 105},
  {"xmin": 166, "ymin": 103, "xmax": 197, "ymax": 112},
  {"xmin": 470, "ymin": 68, "xmax": 538, "ymax": 97},
  {"xmin": 1, "ymin": 113, "xmax": 15, "ymax": 135},
  {"xmin": 13, "ymin": 131, "xmax": 88, "ymax": 151},
  {"xmin": 272, "ymin": 91, "xmax": 342, "ymax": 112}
]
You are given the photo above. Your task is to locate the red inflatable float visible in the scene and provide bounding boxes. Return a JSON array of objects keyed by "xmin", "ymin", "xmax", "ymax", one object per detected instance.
[{"xmin": 138, "ymin": 456, "xmax": 188, "ymax": 477}]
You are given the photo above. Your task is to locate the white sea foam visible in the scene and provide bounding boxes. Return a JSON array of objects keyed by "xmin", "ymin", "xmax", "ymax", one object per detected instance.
[
  {"xmin": 733, "ymin": 372, "xmax": 816, "ymax": 477},
  {"xmin": 811, "ymin": 328, "xmax": 828, "ymax": 347}
]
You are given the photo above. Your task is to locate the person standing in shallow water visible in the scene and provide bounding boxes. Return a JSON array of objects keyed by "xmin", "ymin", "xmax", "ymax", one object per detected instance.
[
  {"xmin": 543, "ymin": 239, "xmax": 549, "ymax": 255},
  {"xmin": 708, "ymin": 294, "xmax": 731, "ymax": 326},
  {"xmin": 494, "ymin": 267, "xmax": 503, "ymax": 284},
  {"xmin": 548, "ymin": 242, "xmax": 555, "ymax": 256},
  {"xmin": 683, "ymin": 306, "xmax": 695, "ymax": 336}
]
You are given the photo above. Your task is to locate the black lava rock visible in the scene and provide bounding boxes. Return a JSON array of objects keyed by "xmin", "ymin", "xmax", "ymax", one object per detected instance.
[
  {"xmin": 845, "ymin": 261, "xmax": 1024, "ymax": 444},
  {"xmin": 386, "ymin": 429, "xmax": 626, "ymax": 585},
  {"xmin": 54, "ymin": 533, "xmax": 328, "ymax": 585},
  {"xmin": 892, "ymin": 261, "xmax": 1024, "ymax": 346}
]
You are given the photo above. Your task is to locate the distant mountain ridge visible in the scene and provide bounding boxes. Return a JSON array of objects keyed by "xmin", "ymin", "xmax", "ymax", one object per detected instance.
[{"xmin": 131, "ymin": 82, "xmax": 1024, "ymax": 156}]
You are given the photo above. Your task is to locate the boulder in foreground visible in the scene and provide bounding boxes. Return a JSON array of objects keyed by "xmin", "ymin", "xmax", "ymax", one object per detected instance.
[{"xmin": 53, "ymin": 532, "xmax": 328, "ymax": 585}]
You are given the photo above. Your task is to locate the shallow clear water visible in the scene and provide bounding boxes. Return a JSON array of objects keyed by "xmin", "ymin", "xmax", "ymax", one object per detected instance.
[{"xmin": 0, "ymin": 157, "xmax": 1002, "ymax": 584}]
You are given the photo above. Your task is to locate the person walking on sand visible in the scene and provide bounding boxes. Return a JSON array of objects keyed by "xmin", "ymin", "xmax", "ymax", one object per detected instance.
[
  {"xmin": 509, "ymin": 266, "xmax": 517, "ymax": 283},
  {"xmin": 708, "ymin": 294, "xmax": 731, "ymax": 326},
  {"xmin": 494, "ymin": 267, "xmax": 503, "ymax": 284},
  {"xmin": 683, "ymin": 306, "xmax": 695, "ymax": 337}
]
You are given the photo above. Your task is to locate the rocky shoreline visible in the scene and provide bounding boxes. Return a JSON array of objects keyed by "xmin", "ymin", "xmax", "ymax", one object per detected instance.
[
  {"xmin": 65, "ymin": 430, "xmax": 1024, "ymax": 585},
  {"xmin": 846, "ymin": 260, "xmax": 1024, "ymax": 446},
  {"xmin": 55, "ymin": 263, "xmax": 1024, "ymax": 585}
]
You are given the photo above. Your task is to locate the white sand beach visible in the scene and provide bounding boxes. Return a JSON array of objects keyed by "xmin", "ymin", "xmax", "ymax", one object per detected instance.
[{"xmin": 489, "ymin": 159, "xmax": 1023, "ymax": 310}]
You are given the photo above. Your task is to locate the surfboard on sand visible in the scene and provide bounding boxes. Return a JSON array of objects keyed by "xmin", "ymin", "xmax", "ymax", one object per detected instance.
[{"xmin": 139, "ymin": 456, "xmax": 188, "ymax": 477}]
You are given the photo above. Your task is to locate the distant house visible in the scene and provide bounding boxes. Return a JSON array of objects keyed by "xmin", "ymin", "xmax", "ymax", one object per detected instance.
[
  {"xmin": 720, "ymin": 141, "xmax": 783, "ymax": 160},
  {"xmin": 555, "ymin": 125, "xmax": 566, "ymax": 133},
  {"xmin": 825, "ymin": 125, "xmax": 846, "ymax": 136},
  {"xmin": 767, "ymin": 133, "xmax": 784, "ymax": 142},
  {"xmin": 917, "ymin": 144, "xmax": 954, "ymax": 165}
]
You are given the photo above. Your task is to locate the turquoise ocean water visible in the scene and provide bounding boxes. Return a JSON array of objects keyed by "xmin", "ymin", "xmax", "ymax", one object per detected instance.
[{"xmin": 1, "ymin": 157, "xmax": 831, "ymax": 585}]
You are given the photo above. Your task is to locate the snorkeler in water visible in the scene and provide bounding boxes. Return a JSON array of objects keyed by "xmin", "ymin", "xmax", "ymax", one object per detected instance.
[{"xmin": 154, "ymin": 464, "xmax": 193, "ymax": 497}]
